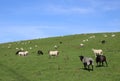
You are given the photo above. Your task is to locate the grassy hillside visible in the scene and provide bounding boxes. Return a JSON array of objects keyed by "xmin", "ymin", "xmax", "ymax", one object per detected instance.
[{"xmin": 0, "ymin": 32, "xmax": 120, "ymax": 81}]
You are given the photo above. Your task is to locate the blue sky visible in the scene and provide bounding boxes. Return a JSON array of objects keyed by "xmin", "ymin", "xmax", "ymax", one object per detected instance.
[{"xmin": 0, "ymin": 0, "xmax": 120, "ymax": 43}]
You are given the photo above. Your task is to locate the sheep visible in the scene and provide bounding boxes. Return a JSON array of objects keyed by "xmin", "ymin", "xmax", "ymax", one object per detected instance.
[
  {"xmin": 16, "ymin": 50, "xmax": 28, "ymax": 56},
  {"xmin": 54, "ymin": 45, "xmax": 58, "ymax": 49},
  {"xmin": 29, "ymin": 47, "xmax": 32, "ymax": 50},
  {"xmin": 35, "ymin": 45, "xmax": 38, "ymax": 47},
  {"xmin": 86, "ymin": 39, "xmax": 88, "ymax": 41},
  {"xmin": 111, "ymin": 34, "xmax": 115, "ymax": 37},
  {"xmin": 89, "ymin": 35, "xmax": 95, "ymax": 39},
  {"xmin": 101, "ymin": 40, "xmax": 106, "ymax": 44},
  {"xmin": 16, "ymin": 48, "xmax": 19, "ymax": 50},
  {"xmin": 103, "ymin": 34, "xmax": 107, "ymax": 37},
  {"xmin": 79, "ymin": 56, "xmax": 94, "ymax": 71},
  {"xmin": 80, "ymin": 43, "xmax": 84, "ymax": 47},
  {"xmin": 37, "ymin": 50, "xmax": 43, "ymax": 55},
  {"xmin": 48, "ymin": 50, "xmax": 59, "ymax": 58},
  {"xmin": 59, "ymin": 41, "xmax": 62, "ymax": 44},
  {"xmin": 18, "ymin": 51, "xmax": 28, "ymax": 56},
  {"xmin": 8, "ymin": 46, "xmax": 11, "ymax": 49},
  {"xmin": 7, "ymin": 44, "xmax": 12, "ymax": 49},
  {"xmin": 82, "ymin": 40, "xmax": 86, "ymax": 42},
  {"xmin": 96, "ymin": 55, "xmax": 108, "ymax": 67},
  {"xmin": 92, "ymin": 48, "xmax": 103, "ymax": 57}
]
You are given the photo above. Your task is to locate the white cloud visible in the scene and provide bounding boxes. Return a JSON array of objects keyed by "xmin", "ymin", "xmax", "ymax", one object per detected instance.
[
  {"xmin": 88, "ymin": 0, "xmax": 120, "ymax": 11},
  {"xmin": 44, "ymin": 5, "xmax": 94, "ymax": 14},
  {"xmin": 1, "ymin": 0, "xmax": 120, "ymax": 16}
]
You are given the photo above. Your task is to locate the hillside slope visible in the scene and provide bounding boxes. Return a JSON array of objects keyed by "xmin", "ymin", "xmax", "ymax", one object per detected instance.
[{"xmin": 0, "ymin": 32, "xmax": 120, "ymax": 81}]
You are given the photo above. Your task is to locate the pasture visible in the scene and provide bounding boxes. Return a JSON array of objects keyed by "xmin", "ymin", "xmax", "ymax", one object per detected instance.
[{"xmin": 0, "ymin": 32, "xmax": 120, "ymax": 81}]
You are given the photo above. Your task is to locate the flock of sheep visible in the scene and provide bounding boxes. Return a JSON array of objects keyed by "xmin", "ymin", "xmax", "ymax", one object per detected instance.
[
  {"xmin": 78, "ymin": 34, "xmax": 113, "ymax": 71},
  {"xmin": 6, "ymin": 33, "xmax": 116, "ymax": 71},
  {"xmin": 79, "ymin": 48, "xmax": 108, "ymax": 71}
]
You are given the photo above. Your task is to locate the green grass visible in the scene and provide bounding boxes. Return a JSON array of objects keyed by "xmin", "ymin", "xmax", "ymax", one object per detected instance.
[{"xmin": 0, "ymin": 32, "xmax": 120, "ymax": 81}]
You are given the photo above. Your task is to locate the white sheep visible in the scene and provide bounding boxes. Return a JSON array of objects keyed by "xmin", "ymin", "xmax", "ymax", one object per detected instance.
[
  {"xmin": 18, "ymin": 51, "xmax": 29, "ymax": 56},
  {"xmin": 83, "ymin": 40, "xmax": 86, "ymax": 42},
  {"xmin": 111, "ymin": 34, "xmax": 115, "ymax": 37},
  {"xmin": 54, "ymin": 45, "xmax": 58, "ymax": 49},
  {"xmin": 80, "ymin": 43, "xmax": 84, "ymax": 47},
  {"xmin": 35, "ymin": 45, "xmax": 38, "ymax": 47},
  {"xmin": 89, "ymin": 35, "xmax": 95, "ymax": 39},
  {"xmin": 48, "ymin": 50, "xmax": 59, "ymax": 58},
  {"xmin": 16, "ymin": 48, "xmax": 19, "ymax": 50},
  {"xmin": 92, "ymin": 48, "xmax": 103, "ymax": 57},
  {"xmin": 103, "ymin": 34, "xmax": 107, "ymax": 37},
  {"xmin": 29, "ymin": 47, "xmax": 32, "ymax": 49}
]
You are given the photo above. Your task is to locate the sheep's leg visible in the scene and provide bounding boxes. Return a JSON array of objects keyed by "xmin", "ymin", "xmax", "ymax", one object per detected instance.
[
  {"xmin": 83, "ymin": 63, "xmax": 87, "ymax": 69},
  {"xmin": 100, "ymin": 62, "xmax": 102, "ymax": 66},
  {"xmin": 91, "ymin": 65, "xmax": 93, "ymax": 71},
  {"xmin": 105, "ymin": 61, "xmax": 108, "ymax": 67},
  {"xmin": 102, "ymin": 62, "xmax": 104, "ymax": 66},
  {"xmin": 88, "ymin": 65, "xmax": 90, "ymax": 71}
]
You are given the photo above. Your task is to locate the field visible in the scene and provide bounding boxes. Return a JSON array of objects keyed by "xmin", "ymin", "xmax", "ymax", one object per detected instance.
[{"xmin": 0, "ymin": 32, "xmax": 120, "ymax": 81}]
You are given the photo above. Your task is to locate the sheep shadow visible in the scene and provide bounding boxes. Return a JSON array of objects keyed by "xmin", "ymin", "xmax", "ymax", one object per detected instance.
[
  {"xmin": 80, "ymin": 68, "xmax": 93, "ymax": 72},
  {"xmin": 96, "ymin": 65, "xmax": 108, "ymax": 67}
]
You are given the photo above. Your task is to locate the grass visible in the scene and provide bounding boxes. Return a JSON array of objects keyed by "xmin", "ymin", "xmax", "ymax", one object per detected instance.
[{"xmin": 0, "ymin": 32, "xmax": 120, "ymax": 81}]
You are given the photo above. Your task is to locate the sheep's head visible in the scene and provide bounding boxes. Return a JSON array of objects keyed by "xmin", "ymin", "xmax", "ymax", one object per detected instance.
[{"xmin": 79, "ymin": 56, "xmax": 84, "ymax": 61}]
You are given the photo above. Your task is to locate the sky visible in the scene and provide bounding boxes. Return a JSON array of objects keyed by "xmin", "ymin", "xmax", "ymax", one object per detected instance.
[{"xmin": 0, "ymin": 0, "xmax": 120, "ymax": 43}]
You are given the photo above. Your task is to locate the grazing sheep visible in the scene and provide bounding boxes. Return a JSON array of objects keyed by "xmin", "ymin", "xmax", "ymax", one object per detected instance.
[
  {"xmin": 35, "ymin": 45, "xmax": 38, "ymax": 47},
  {"xmin": 103, "ymin": 34, "xmax": 107, "ymax": 37},
  {"xmin": 59, "ymin": 41, "xmax": 62, "ymax": 44},
  {"xmin": 96, "ymin": 55, "xmax": 108, "ymax": 67},
  {"xmin": 111, "ymin": 34, "xmax": 115, "ymax": 37},
  {"xmin": 82, "ymin": 40, "xmax": 86, "ymax": 42},
  {"xmin": 37, "ymin": 50, "xmax": 43, "ymax": 55},
  {"xmin": 16, "ymin": 50, "xmax": 28, "ymax": 56},
  {"xmin": 29, "ymin": 47, "xmax": 32, "ymax": 50},
  {"xmin": 8, "ymin": 46, "xmax": 11, "ymax": 49},
  {"xmin": 101, "ymin": 40, "xmax": 106, "ymax": 44},
  {"xmin": 79, "ymin": 56, "xmax": 94, "ymax": 71},
  {"xmin": 86, "ymin": 39, "xmax": 88, "ymax": 41},
  {"xmin": 80, "ymin": 43, "xmax": 84, "ymax": 47},
  {"xmin": 16, "ymin": 48, "xmax": 19, "ymax": 50},
  {"xmin": 54, "ymin": 45, "xmax": 58, "ymax": 49},
  {"xmin": 92, "ymin": 48, "xmax": 103, "ymax": 57},
  {"xmin": 89, "ymin": 35, "xmax": 95, "ymax": 39},
  {"xmin": 48, "ymin": 50, "xmax": 59, "ymax": 58}
]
